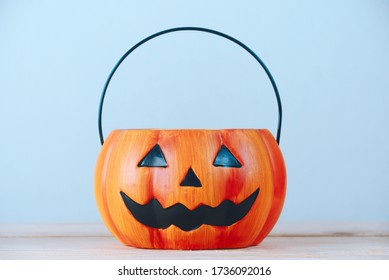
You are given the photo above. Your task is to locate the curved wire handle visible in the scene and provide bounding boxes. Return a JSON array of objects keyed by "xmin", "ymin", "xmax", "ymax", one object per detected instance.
[{"xmin": 99, "ymin": 27, "xmax": 282, "ymax": 145}]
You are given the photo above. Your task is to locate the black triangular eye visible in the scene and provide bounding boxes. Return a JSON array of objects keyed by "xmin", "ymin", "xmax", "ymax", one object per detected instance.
[
  {"xmin": 213, "ymin": 145, "xmax": 242, "ymax": 168},
  {"xmin": 138, "ymin": 144, "xmax": 167, "ymax": 167}
]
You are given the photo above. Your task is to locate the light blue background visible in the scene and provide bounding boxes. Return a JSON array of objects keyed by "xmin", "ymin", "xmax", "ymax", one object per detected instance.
[{"xmin": 0, "ymin": 0, "xmax": 388, "ymax": 222}]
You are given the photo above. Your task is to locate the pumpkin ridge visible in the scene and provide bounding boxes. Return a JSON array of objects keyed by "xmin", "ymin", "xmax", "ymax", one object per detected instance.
[
  {"xmin": 96, "ymin": 131, "xmax": 132, "ymax": 245},
  {"xmin": 252, "ymin": 130, "xmax": 286, "ymax": 245}
]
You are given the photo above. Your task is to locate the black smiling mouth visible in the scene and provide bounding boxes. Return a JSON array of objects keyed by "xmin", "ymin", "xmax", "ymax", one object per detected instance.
[{"xmin": 120, "ymin": 188, "xmax": 260, "ymax": 231}]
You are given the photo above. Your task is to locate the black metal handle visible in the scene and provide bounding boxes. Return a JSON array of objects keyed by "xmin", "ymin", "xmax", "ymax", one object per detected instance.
[{"xmin": 99, "ymin": 27, "xmax": 282, "ymax": 145}]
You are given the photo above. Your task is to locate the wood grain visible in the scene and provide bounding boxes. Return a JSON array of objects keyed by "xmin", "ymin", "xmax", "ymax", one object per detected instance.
[{"xmin": 0, "ymin": 222, "xmax": 388, "ymax": 259}]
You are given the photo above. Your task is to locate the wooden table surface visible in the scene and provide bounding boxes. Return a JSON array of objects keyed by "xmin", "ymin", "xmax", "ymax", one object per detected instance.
[{"xmin": 1, "ymin": 222, "xmax": 388, "ymax": 259}]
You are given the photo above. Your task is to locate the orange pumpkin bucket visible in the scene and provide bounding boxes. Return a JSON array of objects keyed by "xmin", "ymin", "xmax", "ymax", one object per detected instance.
[{"xmin": 95, "ymin": 27, "xmax": 286, "ymax": 249}]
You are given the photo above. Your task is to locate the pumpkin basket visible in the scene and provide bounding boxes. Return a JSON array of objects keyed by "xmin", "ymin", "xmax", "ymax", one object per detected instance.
[{"xmin": 95, "ymin": 27, "xmax": 286, "ymax": 250}]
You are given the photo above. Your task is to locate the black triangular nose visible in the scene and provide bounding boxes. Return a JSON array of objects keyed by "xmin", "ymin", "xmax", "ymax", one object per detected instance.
[{"xmin": 180, "ymin": 167, "xmax": 202, "ymax": 187}]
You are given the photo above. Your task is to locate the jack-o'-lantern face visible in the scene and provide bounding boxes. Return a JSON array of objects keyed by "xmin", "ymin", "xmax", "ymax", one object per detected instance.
[
  {"xmin": 95, "ymin": 129, "xmax": 286, "ymax": 249},
  {"xmin": 120, "ymin": 143, "xmax": 259, "ymax": 231}
]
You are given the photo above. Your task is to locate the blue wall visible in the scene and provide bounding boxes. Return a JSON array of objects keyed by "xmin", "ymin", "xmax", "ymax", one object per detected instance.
[{"xmin": 1, "ymin": 0, "xmax": 388, "ymax": 222}]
